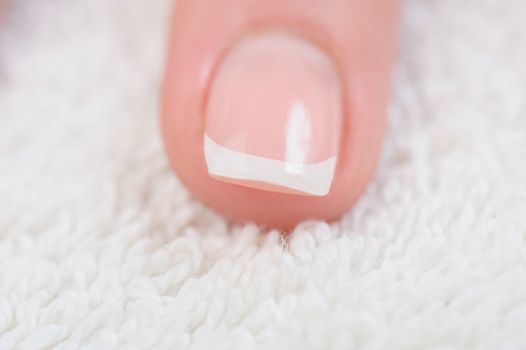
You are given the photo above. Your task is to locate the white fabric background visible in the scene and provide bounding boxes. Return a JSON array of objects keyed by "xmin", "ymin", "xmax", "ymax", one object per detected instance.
[{"xmin": 1, "ymin": 0, "xmax": 526, "ymax": 349}]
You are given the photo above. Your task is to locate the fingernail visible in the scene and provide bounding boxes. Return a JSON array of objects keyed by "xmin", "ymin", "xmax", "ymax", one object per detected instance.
[{"xmin": 204, "ymin": 32, "xmax": 343, "ymax": 196}]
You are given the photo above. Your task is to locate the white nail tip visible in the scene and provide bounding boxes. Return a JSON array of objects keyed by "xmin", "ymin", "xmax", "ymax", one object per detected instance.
[{"xmin": 204, "ymin": 134, "xmax": 336, "ymax": 196}]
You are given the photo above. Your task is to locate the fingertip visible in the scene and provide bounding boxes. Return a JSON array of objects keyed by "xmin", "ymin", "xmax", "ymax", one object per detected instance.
[{"xmin": 161, "ymin": 0, "xmax": 397, "ymax": 230}]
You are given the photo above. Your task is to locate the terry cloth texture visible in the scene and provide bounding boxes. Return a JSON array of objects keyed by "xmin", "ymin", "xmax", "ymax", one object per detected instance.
[{"xmin": 1, "ymin": 0, "xmax": 526, "ymax": 349}]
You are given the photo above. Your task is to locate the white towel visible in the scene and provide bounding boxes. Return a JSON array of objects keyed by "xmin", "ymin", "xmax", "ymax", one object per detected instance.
[{"xmin": 1, "ymin": 0, "xmax": 525, "ymax": 348}]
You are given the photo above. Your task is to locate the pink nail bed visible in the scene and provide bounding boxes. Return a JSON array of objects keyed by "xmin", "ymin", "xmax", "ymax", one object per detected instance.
[{"xmin": 204, "ymin": 32, "xmax": 343, "ymax": 196}]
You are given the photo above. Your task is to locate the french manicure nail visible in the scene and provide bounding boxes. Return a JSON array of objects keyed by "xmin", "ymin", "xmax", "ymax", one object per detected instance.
[{"xmin": 204, "ymin": 32, "xmax": 343, "ymax": 196}]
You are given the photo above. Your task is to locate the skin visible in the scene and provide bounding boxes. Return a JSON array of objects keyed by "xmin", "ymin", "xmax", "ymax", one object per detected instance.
[{"xmin": 162, "ymin": 0, "xmax": 399, "ymax": 230}]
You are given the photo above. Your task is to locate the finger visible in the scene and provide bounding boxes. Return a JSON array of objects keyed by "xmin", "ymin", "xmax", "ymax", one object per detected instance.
[{"xmin": 161, "ymin": 0, "xmax": 398, "ymax": 229}]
